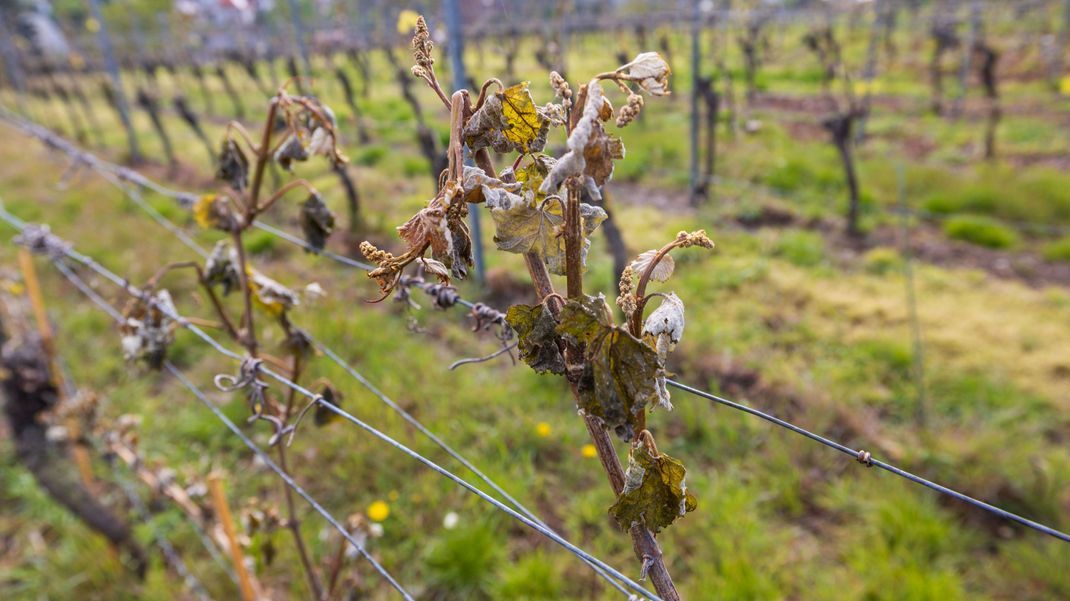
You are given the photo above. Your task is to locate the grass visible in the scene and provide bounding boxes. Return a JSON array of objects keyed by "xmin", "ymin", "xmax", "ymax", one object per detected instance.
[
  {"xmin": 1, "ymin": 14, "xmax": 1069, "ymax": 601},
  {"xmin": 943, "ymin": 215, "xmax": 1019, "ymax": 249}
]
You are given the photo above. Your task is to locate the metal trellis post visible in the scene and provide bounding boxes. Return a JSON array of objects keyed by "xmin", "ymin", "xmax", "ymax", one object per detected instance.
[
  {"xmin": 445, "ymin": 0, "xmax": 486, "ymax": 284},
  {"xmin": 86, "ymin": 0, "xmax": 141, "ymax": 162}
]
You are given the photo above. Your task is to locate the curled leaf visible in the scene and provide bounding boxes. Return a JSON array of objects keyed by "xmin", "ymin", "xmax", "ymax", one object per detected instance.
[
  {"xmin": 642, "ymin": 293, "xmax": 685, "ymax": 348},
  {"xmin": 505, "ymin": 302, "xmax": 565, "ymax": 375},
  {"xmin": 314, "ymin": 384, "xmax": 343, "ymax": 426},
  {"xmin": 192, "ymin": 194, "xmax": 236, "ymax": 232},
  {"xmin": 582, "ymin": 123, "xmax": 625, "ymax": 187},
  {"xmin": 557, "ymin": 295, "xmax": 662, "ymax": 441},
  {"xmin": 204, "ymin": 241, "xmax": 241, "ymax": 296},
  {"xmin": 541, "ymin": 82, "xmax": 615, "ymax": 199},
  {"xmin": 120, "ymin": 290, "xmax": 176, "ymax": 370},
  {"xmin": 642, "ymin": 292, "xmax": 685, "ymax": 410},
  {"xmin": 248, "ymin": 270, "xmax": 300, "ymax": 317},
  {"xmin": 609, "ymin": 445, "xmax": 696, "ymax": 533},
  {"xmin": 299, "ymin": 193, "xmax": 336, "ymax": 254},
  {"xmin": 615, "ymin": 52, "xmax": 672, "ymax": 96},
  {"xmin": 630, "ymin": 249, "xmax": 675, "ymax": 283},
  {"xmin": 486, "ymin": 190, "xmax": 607, "ymax": 275},
  {"xmin": 463, "ymin": 83, "xmax": 549, "ymax": 154},
  {"xmin": 217, "ymin": 139, "xmax": 249, "ymax": 191},
  {"xmin": 461, "ymin": 165, "xmax": 522, "ymax": 204},
  {"xmin": 273, "ymin": 134, "xmax": 308, "ymax": 171}
]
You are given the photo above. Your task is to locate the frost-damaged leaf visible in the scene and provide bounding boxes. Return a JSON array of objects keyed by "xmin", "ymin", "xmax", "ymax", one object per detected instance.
[
  {"xmin": 398, "ymin": 206, "xmax": 451, "ymax": 264},
  {"xmin": 609, "ymin": 445, "xmax": 696, "ymax": 533},
  {"xmin": 204, "ymin": 241, "xmax": 241, "ymax": 295},
  {"xmin": 461, "ymin": 165, "xmax": 522, "ymax": 204},
  {"xmin": 274, "ymin": 134, "xmax": 309, "ymax": 171},
  {"xmin": 314, "ymin": 384, "xmax": 343, "ymax": 426},
  {"xmin": 499, "ymin": 82, "xmax": 547, "ymax": 153},
  {"xmin": 463, "ymin": 85, "xmax": 549, "ymax": 154},
  {"xmin": 217, "ymin": 139, "xmax": 249, "ymax": 191},
  {"xmin": 486, "ymin": 191, "xmax": 607, "ymax": 275},
  {"xmin": 642, "ymin": 293, "xmax": 685, "ymax": 410},
  {"xmin": 505, "ymin": 303, "xmax": 565, "ymax": 375},
  {"xmin": 541, "ymin": 82, "xmax": 615, "ymax": 199},
  {"xmin": 248, "ymin": 270, "xmax": 299, "ymax": 317},
  {"xmin": 557, "ymin": 295, "xmax": 662, "ymax": 441},
  {"xmin": 583, "ymin": 123, "xmax": 625, "ymax": 187},
  {"xmin": 630, "ymin": 249, "xmax": 675, "ymax": 283},
  {"xmin": 193, "ymin": 194, "xmax": 236, "ymax": 232},
  {"xmin": 642, "ymin": 293, "xmax": 685, "ymax": 348},
  {"xmin": 615, "ymin": 52, "xmax": 672, "ymax": 96},
  {"xmin": 299, "ymin": 193, "xmax": 336, "ymax": 254},
  {"xmin": 120, "ymin": 290, "xmax": 176, "ymax": 370}
]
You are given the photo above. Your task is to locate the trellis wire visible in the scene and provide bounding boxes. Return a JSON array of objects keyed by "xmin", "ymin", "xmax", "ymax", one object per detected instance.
[
  {"xmin": 5, "ymin": 91, "xmax": 1070, "ymax": 551},
  {"xmin": 53, "ymin": 323, "xmax": 240, "ymax": 587},
  {"xmin": 55, "ymin": 151, "xmax": 636, "ymax": 599},
  {"xmin": 108, "ymin": 456, "xmax": 217, "ymax": 601},
  {"xmin": 664, "ymin": 380, "xmax": 1070, "ymax": 544},
  {"xmin": 1, "ymin": 209, "xmax": 416, "ymax": 601},
  {"xmin": 5, "ymin": 212, "xmax": 661, "ymax": 601}
]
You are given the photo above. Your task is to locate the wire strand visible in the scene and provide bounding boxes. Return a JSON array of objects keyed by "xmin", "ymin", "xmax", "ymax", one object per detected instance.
[{"xmin": 14, "ymin": 210, "xmax": 659, "ymax": 600}]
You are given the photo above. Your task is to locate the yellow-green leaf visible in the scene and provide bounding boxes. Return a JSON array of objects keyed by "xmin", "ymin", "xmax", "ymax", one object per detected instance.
[{"xmin": 499, "ymin": 82, "xmax": 546, "ymax": 153}]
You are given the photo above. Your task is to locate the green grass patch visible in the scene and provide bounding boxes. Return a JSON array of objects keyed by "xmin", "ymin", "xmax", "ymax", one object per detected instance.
[{"xmin": 943, "ymin": 215, "xmax": 1018, "ymax": 249}]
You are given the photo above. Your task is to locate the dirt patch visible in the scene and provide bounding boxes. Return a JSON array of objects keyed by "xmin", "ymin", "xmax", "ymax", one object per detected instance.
[
  {"xmin": 820, "ymin": 219, "xmax": 1070, "ymax": 289},
  {"xmin": 607, "ymin": 181, "xmax": 693, "ymax": 213},
  {"xmin": 676, "ymin": 353, "xmax": 904, "ymax": 460}
]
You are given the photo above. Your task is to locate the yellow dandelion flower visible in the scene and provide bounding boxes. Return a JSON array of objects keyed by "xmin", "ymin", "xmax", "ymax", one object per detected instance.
[
  {"xmin": 535, "ymin": 422, "xmax": 552, "ymax": 437},
  {"xmin": 367, "ymin": 500, "xmax": 390, "ymax": 522},
  {"xmin": 581, "ymin": 444, "xmax": 597, "ymax": 459}
]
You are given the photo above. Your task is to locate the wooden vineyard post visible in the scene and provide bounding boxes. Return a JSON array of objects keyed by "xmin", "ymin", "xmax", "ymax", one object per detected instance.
[
  {"xmin": 208, "ymin": 472, "xmax": 257, "ymax": 601},
  {"xmin": 17, "ymin": 248, "xmax": 96, "ymax": 491}
]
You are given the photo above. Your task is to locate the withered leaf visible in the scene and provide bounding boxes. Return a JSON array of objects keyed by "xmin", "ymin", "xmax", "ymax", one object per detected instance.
[
  {"xmin": 582, "ymin": 122, "xmax": 625, "ymax": 187},
  {"xmin": 193, "ymin": 194, "xmax": 236, "ymax": 232},
  {"xmin": 630, "ymin": 249, "xmax": 675, "ymax": 283},
  {"xmin": 216, "ymin": 139, "xmax": 249, "ymax": 191},
  {"xmin": 499, "ymin": 82, "xmax": 547, "ymax": 153},
  {"xmin": 557, "ymin": 295, "xmax": 662, "ymax": 441},
  {"xmin": 463, "ymin": 85, "xmax": 549, "ymax": 154},
  {"xmin": 609, "ymin": 445, "xmax": 696, "ymax": 533},
  {"xmin": 204, "ymin": 241, "xmax": 241, "ymax": 296},
  {"xmin": 505, "ymin": 303, "xmax": 566, "ymax": 375},
  {"xmin": 249, "ymin": 271, "xmax": 300, "ymax": 317},
  {"xmin": 299, "ymin": 193, "xmax": 336, "ymax": 253},
  {"xmin": 314, "ymin": 384, "xmax": 343, "ymax": 426},
  {"xmin": 486, "ymin": 191, "xmax": 607, "ymax": 275},
  {"xmin": 274, "ymin": 134, "xmax": 309, "ymax": 171},
  {"xmin": 444, "ymin": 213, "xmax": 473, "ymax": 280},
  {"xmin": 398, "ymin": 206, "xmax": 451, "ymax": 261},
  {"xmin": 641, "ymin": 293, "xmax": 685, "ymax": 410}
]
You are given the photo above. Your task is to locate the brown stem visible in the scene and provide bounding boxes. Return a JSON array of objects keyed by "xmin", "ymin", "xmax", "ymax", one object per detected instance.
[
  {"xmin": 255, "ymin": 178, "xmax": 317, "ymax": 219},
  {"xmin": 246, "ymin": 98, "xmax": 279, "ymax": 222},
  {"xmin": 563, "ymin": 179, "xmax": 583, "ymax": 300},
  {"xmin": 230, "ymin": 228, "xmax": 258, "ymax": 356},
  {"xmin": 628, "ymin": 240, "xmax": 682, "ymax": 336},
  {"xmin": 325, "ymin": 532, "xmax": 349, "ymax": 598},
  {"xmin": 276, "ymin": 442, "xmax": 324, "ymax": 600},
  {"xmin": 447, "ymin": 91, "xmax": 469, "ymax": 182},
  {"xmin": 143, "ymin": 261, "xmax": 239, "ymax": 341},
  {"xmin": 523, "ymin": 252, "xmax": 681, "ymax": 601},
  {"xmin": 475, "ymin": 107, "xmax": 680, "ymax": 600}
]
